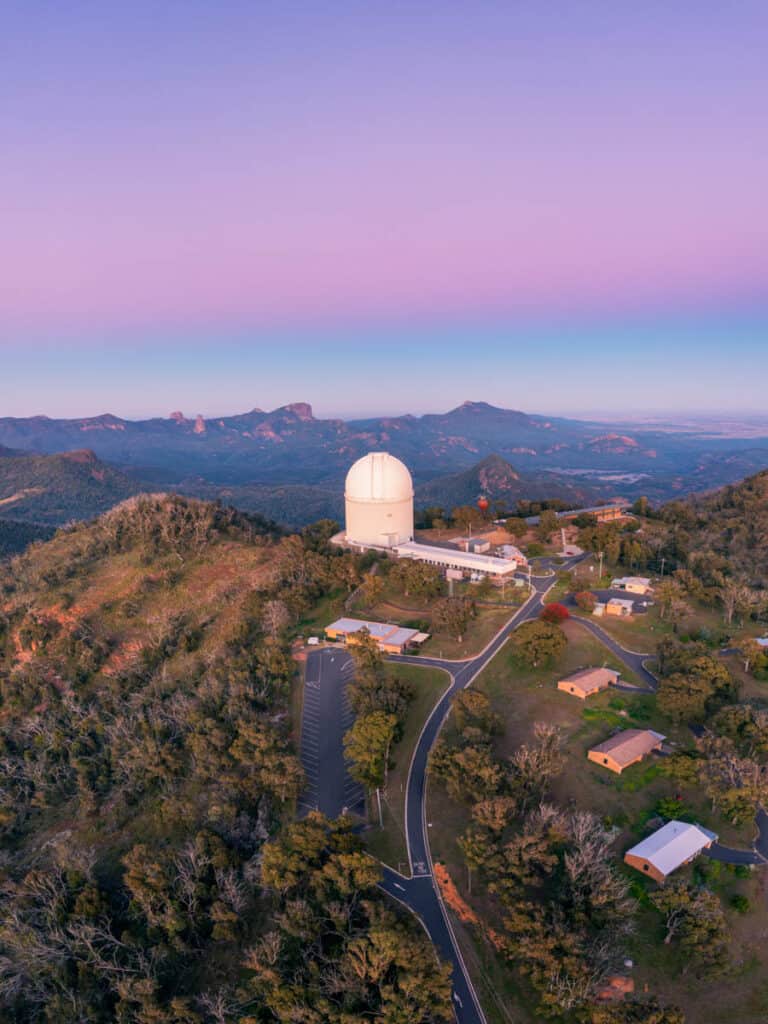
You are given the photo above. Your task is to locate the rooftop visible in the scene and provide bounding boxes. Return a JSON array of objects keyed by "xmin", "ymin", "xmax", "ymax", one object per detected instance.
[
  {"xmin": 626, "ymin": 821, "xmax": 718, "ymax": 876},
  {"xmin": 589, "ymin": 729, "xmax": 665, "ymax": 767},
  {"xmin": 395, "ymin": 540, "xmax": 518, "ymax": 575},
  {"xmin": 561, "ymin": 666, "xmax": 619, "ymax": 687},
  {"xmin": 326, "ymin": 617, "xmax": 420, "ymax": 647}
]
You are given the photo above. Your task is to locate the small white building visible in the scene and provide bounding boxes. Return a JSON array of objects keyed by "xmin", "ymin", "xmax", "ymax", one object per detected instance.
[
  {"xmin": 606, "ymin": 597, "xmax": 635, "ymax": 618},
  {"xmin": 624, "ymin": 821, "xmax": 718, "ymax": 882},
  {"xmin": 611, "ymin": 576, "xmax": 652, "ymax": 595},
  {"xmin": 497, "ymin": 543, "xmax": 528, "ymax": 565},
  {"xmin": 455, "ymin": 537, "xmax": 491, "ymax": 554}
]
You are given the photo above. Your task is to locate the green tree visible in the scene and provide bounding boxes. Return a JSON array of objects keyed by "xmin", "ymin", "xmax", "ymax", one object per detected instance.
[
  {"xmin": 505, "ymin": 517, "xmax": 528, "ymax": 539},
  {"xmin": 651, "ymin": 879, "xmax": 730, "ymax": 976},
  {"xmin": 536, "ymin": 509, "xmax": 559, "ymax": 542},
  {"xmin": 344, "ymin": 711, "xmax": 398, "ymax": 791},
  {"xmin": 432, "ymin": 596, "xmax": 475, "ymax": 643},
  {"xmin": 509, "ymin": 619, "xmax": 567, "ymax": 668}
]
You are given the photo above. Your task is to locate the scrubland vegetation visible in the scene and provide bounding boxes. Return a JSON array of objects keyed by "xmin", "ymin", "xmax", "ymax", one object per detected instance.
[{"xmin": 0, "ymin": 497, "xmax": 450, "ymax": 1022}]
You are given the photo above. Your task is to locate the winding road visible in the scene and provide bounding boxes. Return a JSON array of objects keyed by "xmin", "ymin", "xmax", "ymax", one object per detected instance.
[{"xmin": 377, "ymin": 556, "xmax": 659, "ymax": 1023}]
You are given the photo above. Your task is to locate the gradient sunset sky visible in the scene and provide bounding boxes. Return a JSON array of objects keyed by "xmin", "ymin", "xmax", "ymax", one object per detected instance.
[{"xmin": 1, "ymin": 2, "xmax": 766, "ymax": 419}]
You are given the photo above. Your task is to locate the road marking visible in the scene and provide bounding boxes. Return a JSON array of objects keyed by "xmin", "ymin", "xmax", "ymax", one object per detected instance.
[
  {"xmin": 453, "ymin": 991, "xmax": 463, "ymax": 1008},
  {"xmin": 393, "ymin": 882, "xmax": 405, "ymax": 891}
]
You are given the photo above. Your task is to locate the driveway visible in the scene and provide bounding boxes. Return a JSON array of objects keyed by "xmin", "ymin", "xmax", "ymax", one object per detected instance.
[
  {"xmin": 297, "ymin": 648, "xmax": 365, "ymax": 818},
  {"xmin": 562, "ymin": 588, "xmax": 651, "ymax": 615}
]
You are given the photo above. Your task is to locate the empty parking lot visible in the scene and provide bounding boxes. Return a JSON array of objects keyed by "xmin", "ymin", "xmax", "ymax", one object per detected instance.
[{"xmin": 297, "ymin": 648, "xmax": 366, "ymax": 819}]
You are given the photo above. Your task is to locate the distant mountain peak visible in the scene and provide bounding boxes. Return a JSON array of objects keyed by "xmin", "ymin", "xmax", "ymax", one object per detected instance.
[
  {"xmin": 453, "ymin": 400, "xmax": 503, "ymax": 413},
  {"xmin": 280, "ymin": 402, "xmax": 314, "ymax": 421}
]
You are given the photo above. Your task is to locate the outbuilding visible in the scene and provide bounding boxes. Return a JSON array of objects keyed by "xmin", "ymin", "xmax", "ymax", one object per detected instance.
[
  {"xmin": 557, "ymin": 667, "xmax": 620, "ymax": 699},
  {"xmin": 606, "ymin": 598, "xmax": 635, "ymax": 618},
  {"xmin": 588, "ymin": 729, "xmax": 665, "ymax": 774},
  {"xmin": 325, "ymin": 617, "xmax": 429, "ymax": 655},
  {"xmin": 611, "ymin": 576, "xmax": 652, "ymax": 595},
  {"xmin": 455, "ymin": 536, "xmax": 491, "ymax": 554},
  {"xmin": 624, "ymin": 821, "xmax": 718, "ymax": 883},
  {"xmin": 394, "ymin": 540, "xmax": 519, "ymax": 578}
]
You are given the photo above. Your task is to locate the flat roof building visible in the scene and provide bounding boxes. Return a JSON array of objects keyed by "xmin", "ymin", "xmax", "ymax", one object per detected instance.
[
  {"xmin": 606, "ymin": 597, "xmax": 635, "ymax": 617},
  {"xmin": 588, "ymin": 729, "xmax": 665, "ymax": 774},
  {"xmin": 624, "ymin": 821, "xmax": 718, "ymax": 883},
  {"xmin": 455, "ymin": 537, "xmax": 491, "ymax": 553},
  {"xmin": 394, "ymin": 540, "xmax": 519, "ymax": 577},
  {"xmin": 524, "ymin": 503, "xmax": 629, "ymax": 526},
  {"xmin": 557, "ymin": 666, "xmax": 619, "ymax": 699},
  {"xmin": 497, "ymin": 543, "xmax": 527, "ymax": 564},
  {"xmin": 325, "ymin": 617, "xmax": 429, "ymax": 655},
  {"xmin": 611, "ymin": 576, "xmax": 652, "ymax": 594}
]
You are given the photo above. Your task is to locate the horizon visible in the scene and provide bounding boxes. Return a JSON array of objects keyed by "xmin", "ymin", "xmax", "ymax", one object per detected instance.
[{"xmin": 3, "ymin": 396, "xmax": 768, "ymax": 430}]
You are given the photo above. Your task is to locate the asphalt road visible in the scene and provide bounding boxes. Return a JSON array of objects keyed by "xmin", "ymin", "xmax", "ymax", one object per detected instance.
[
  {"xmin": 376, "ymin": 556, "xmax": 680, "ymax": 1023},
  {"xmin": 380, "ymin": 560, "xmax": 591, "ymax": 1023},
  {"xmin": 571, "ymin": 617, "xmax": 658, "ymax": 691},
  {"xmin": 297, "ymin": 648, "xmax": 365, "ymax": 819}
]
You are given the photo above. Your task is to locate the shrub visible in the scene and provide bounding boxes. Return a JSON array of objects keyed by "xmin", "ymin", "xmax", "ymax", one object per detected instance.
[
  {"xmin": 574, "ymin": 590, "xmax": 597, "ymax": 613},
  {"xmin": 540, "ymin": 602, "xmax": 570, "ymax": 623},
  {"xmin": 656, "ymin": 796, "xmax": 695, "ymax": 822},
  {"xmin": 731, "ymin": 893, "xmax": 750, "ymax": 913}
]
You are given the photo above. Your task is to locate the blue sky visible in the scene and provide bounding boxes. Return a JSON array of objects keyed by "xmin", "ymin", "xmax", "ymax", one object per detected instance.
[
  {"xmin": 1, "ymin": 2, "xmax": 766, "ymax": 418},
  {"xmin": 2, "ymin": 310, "xmax": 766, "ymax": 419}
]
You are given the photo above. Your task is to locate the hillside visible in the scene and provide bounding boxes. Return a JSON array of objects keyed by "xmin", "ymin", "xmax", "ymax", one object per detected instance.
[
  {"xmin": 681, "ymin": 469, "xmax": 768, "ymax": 582},
  {"xmin": 414, "ymin": 453, "xmax": 596, "ymax": 511},
  {"xmin": 0, "ymin": 448, "xmax": 139, "ymax": 524},
  {"xmin": 0, "ymin": 496, "xmax": 448, "ymax": 1021}
]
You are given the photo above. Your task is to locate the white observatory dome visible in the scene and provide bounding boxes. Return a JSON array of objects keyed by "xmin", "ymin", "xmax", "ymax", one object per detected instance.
[{"xmin": 344, "ymin": 452, "xmax": 414, "ymax": 548}]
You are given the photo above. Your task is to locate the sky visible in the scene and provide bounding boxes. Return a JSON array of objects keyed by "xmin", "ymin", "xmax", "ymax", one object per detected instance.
[{"xmin": 1, "ymin": 2, "xmax": 766, "ymax": 419}]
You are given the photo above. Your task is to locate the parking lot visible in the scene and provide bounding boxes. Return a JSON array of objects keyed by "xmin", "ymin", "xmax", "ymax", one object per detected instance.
[{"xmin": 297, "ymin": 648, "xmax": 366, "ymax": 819}]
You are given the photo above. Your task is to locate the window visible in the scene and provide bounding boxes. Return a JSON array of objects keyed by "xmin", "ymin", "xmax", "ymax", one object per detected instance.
[
  {"xmin": 643, "ymin": 864, "xmax": 649, "ymax": 872},
  {"xmin": 603, "ymin": 758, "xmax": 608, "ymax": 765}
]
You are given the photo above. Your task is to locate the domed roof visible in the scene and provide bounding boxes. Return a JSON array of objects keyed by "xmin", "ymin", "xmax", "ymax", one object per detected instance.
[{"xmin": 345, "ymin": 452, "xmax": 413, "ymax": 503}]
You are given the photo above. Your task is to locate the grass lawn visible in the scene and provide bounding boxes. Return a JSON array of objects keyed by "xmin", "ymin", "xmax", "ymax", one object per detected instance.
[
  {"xmin": 364, "ymin": 664, "xmax": 449, "ymax": 871},
  {"xmin": 360, "ymin": 596, "xmax": 517, "ymax": 660}
]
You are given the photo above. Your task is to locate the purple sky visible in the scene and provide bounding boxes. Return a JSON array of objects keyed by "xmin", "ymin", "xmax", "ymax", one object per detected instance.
[{"xmin": 1, "ymin": 3, "xmax": 766, "ymax": 416}]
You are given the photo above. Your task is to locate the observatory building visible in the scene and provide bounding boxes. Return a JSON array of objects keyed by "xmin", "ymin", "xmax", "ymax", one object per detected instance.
[
  {"xmin": 338, "ymin": 451, "xmax": 521, "ymax": 580},
  {"xmin": 344, "ymin": 452, "xmax": 414, "ymax": 549}
]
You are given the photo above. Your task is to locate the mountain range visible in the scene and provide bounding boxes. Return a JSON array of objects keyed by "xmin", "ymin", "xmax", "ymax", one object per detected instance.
[{"xmin": 0, "ymin": 401, "xmax": 767, "ymax": 532}]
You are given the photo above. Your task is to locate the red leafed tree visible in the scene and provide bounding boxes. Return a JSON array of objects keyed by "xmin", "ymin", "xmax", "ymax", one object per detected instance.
[{"xmin": 540, "ymin": 602, "xmax": 570, "ymax": 623}]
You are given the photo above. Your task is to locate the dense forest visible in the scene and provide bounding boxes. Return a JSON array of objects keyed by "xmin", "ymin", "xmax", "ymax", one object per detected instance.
[{"xmin": 0, "ymin": 495, "xmax": 449, "ymax": 1022}]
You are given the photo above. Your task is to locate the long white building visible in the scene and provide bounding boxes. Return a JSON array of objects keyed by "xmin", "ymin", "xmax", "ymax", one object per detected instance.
[{"xmin": 394, "ymin": 540, "xmax": 518, "ymax": 577}]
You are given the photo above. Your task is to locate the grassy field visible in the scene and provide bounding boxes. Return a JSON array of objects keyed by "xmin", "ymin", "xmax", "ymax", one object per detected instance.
[
  {"xmin": 364, "ymin": 663, "xmax": 449, "ymax": 870},
  {"xmin": 354, "ymin": 579, "xmax": 524, "ymax": 658},
  {"xmin": 426, "ymin": 616, "xmax": 767, "ymax": 1023}
]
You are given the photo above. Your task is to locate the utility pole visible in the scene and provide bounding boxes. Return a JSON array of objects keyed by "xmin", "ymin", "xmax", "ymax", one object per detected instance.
[
  {"xmin": 660, "ymin": 557, "xmax": 666, "ymax": 578},
  {"xmin": 598, "ymin": 550, "xmax": 604, "ymax": 582}
]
